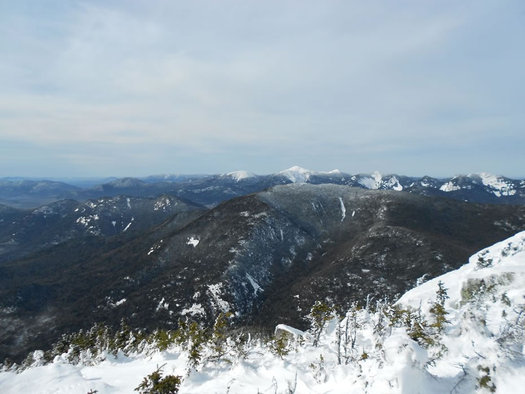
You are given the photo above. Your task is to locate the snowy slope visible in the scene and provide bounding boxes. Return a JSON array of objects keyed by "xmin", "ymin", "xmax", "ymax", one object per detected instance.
[
  {"xmin": 277, "ymin": 166, "xmax": 342, "ymax": 183},
  {"xmin": 225, "ymin": 170, "xmax": 256, "ymax": 181},
  {"xmin": 2, "ymin": 232, "xmax": 525, "ymax": 393}
]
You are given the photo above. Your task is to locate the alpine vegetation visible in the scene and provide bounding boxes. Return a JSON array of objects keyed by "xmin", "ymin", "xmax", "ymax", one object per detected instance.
[{"xmin": 1, "ymin": 232, "xmax": 525, "ymax": 393}]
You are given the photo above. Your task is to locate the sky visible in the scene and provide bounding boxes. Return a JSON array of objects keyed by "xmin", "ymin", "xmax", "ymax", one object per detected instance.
[{"xmin": 1, "ymin": 0, "xmax": 524, "ymax": 178}]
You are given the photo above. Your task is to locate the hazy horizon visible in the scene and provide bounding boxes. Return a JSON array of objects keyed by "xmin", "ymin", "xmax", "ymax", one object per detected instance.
[
  {"xmin": 1, "ymin": 165, "xmax": 524, "ymax": 182},
  {"xmin": 1, "ymin": 1, "xmax": 524, "ymax": 178}
]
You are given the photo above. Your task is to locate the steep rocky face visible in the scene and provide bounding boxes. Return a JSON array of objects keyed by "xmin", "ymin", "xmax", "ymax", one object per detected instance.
[
  {"xmin": 252, "ymin": 185, "xmax": 525, "ymax": 327},
  {"xmin": 2, "ymin": 184, "xmax": 524, "ymax": 362}
]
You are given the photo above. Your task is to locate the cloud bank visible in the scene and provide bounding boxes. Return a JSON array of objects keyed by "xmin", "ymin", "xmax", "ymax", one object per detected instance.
[{"xmin": 1, "ymin": 0, "xmax": 524, "ymax": 177}]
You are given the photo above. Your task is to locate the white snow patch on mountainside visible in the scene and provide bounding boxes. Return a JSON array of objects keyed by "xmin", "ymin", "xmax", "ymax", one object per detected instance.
[
  {"xmin": 186, "ymin": 236, "xmax": 199, "ymax": 247},
  {"xmin": 338, "ymin": 197, "xmax": 346, "ymax": 221},
  {"xmin": 439, "ymin": 181, "xmax": 461, "ymax": 192},
  {"xmin": 153, "ymin": 196, "xmax": 172, "ymax": 211},
  {"xmin": 181, "ymin": 303, "xmax": 205, "ymax": 316},
  {"xmin": 207, "ymin": 283, "xmax": 230, "ymax": 312},
  {"xmin": 278, "ymin": 166, "xmax": 313, "ymax": 183},
  {"xmin": 384, "ymin": 176, "xmax": 403, "ymax": 191},
  {"xmin": 122, "ymin": 217, "xmax": 134, "ymax": 232},
  {"xmin": 226, "ymin": 170, "xmax": 256, "ymax": 181},
  {"xmin": 277, "ymin": 166, "xmax": 343, "ymax": 183},
  {"xmin": 358, "ymin": 171, "xmax": 382, "ymax": 189},
  {"xmin": 478, "ymin": 173, "xmax": 516, "ymax": 197},
  {"xmin": 246, "ymin": 273, "xmax": 262, "ymax": 295}
]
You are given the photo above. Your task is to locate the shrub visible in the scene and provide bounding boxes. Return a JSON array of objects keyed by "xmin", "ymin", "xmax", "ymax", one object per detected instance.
[{"xmin": 135, "ymin": 364, "xmax": 182, "ymax": 394}]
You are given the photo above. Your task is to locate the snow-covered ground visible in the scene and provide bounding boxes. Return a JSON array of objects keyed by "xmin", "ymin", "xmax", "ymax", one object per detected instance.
[{"xmin": 2, "ymin": 232, "xmax": 525, "ymax": 393}]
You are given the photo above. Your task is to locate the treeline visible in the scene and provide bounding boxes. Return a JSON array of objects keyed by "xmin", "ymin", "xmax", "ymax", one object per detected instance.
[{"xmin": 4, "ymin": 280, "xmax": 520, "ymax": 393}]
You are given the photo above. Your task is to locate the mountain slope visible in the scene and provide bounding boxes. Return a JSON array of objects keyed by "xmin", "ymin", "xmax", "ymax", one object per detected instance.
[
  {"xmin": 2, "ymin": 232, "xmax": 524, "ymax": 393},
  {"xmin": 0, "ymin": 195, "xmax": 203, "ymax": 264},
  {"xmin": 1, "ymin": 184, "xmax": 524, "ymax": 362}
]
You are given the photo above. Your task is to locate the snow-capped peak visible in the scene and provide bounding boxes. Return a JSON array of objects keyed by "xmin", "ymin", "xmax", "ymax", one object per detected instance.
[
  {"xmin": 225, "ymin": 170, "xmax": 256, "ymax": 181},
  {"xmin": 322, "ymin": 169, "xmax": 342, "ymax": 175},
  {"xmin": 277, "ymin": 166, "xmax": 343, "ymax": 183},
  {"xmin": 357, "ymin": 170, "xmax": 383, "ymax": 189},
  {"xmin": 477, "ymin": 172, "xmax": 516, "ymax": 197},
  {"xmin": 278, "ymin": 166, "xmax": 313, "ymax": 183}
]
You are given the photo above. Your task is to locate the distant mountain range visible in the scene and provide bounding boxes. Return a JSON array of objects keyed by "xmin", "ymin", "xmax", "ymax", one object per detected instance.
[{"xmin": 1, "ymin": 166, "xmax": 524, "ymax": 209}]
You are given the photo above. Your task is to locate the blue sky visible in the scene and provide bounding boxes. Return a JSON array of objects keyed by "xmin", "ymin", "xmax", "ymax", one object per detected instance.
[{"xmin": 1, "ymin": 0, "xmax": 524, "ymax": 177}]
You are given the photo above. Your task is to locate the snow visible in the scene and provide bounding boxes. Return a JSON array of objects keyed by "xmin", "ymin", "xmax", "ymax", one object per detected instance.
[
  {"xmin": 478, "ymin": 173, "xmax": 516, "ymax": 197},
  {"xmin": 186, "ymin": 236, "xmax": 200, "ymax": 247},
  {"xmin": 3, "ymin": 232, "xmax": 525, "ymax": 393},
  {"xmin": 207, "ymin": 283, "xmax": 230, "ymax": 312},
  {"xmin": 277, "ymin": 166, "xmax": 342, "ymax": 183},
  {"xmin": 147, "ymin": 240, "xmax": 163, "ymax": 255},
  {"xmin": 245, "ymin": 273, "xmax": 262, "ymax": 295},
  {"xmin": 338, "ymin": 197, "xmax": 346, "ymax": 222},
  {"xmin": 122, "ymin": 217, "xmax": 134, "ymax": 232},
  {"xmin": 358, "ymin": 171, "xmax": 382, "ymax": 189},
  {"xmin": 114, "ymin": 298, "xmax": 126, "ymax": 307},
  {"xmin": 226, "ymin": 170, "xmax": 256, "ymax": 181},
  {"xmin": 154, "ymin": 197, "xmax": 172, "ymax": 211},
  {"xmin": 181, "ymin": 303, "xmax": 205, "ymax": 317},
  {"xmin": 439, "ymin": 181, "xmax": 461, "ymax": 192},
  {"xmin": 274, "ymin": 324, "xmax": 308, "ymax": 338},
  {"xmin": 398, "ymin": 231, "xmax": 525, "ymax": 310},
  {"xmin": 155, "ymin": 297, "xmax": 169, "ymax": 312},
  {"xmin": 384, "ymin": 176, "xmax": 403, "ymax": 191},
  {"xmin": 278, "ymin": 166, "xmax": 313, "ymax": 183}
]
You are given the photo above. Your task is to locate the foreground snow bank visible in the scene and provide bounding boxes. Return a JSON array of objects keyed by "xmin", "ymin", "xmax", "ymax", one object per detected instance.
[{"xmin": 1, "ymin": 232, "xmax": 525, "ymax": 393}]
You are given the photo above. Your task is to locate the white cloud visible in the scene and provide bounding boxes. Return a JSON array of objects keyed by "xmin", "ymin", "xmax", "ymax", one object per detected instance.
[{"xmin": 0, "ymin": 0, "xmax": 524, "ymax": 176}]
